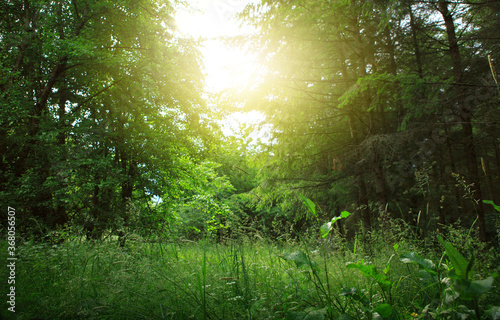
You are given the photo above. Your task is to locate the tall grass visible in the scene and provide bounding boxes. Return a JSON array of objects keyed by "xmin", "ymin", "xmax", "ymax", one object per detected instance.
[{"xmin": 0, "ymin": 227, "xmax": 498, "ymax": 319}]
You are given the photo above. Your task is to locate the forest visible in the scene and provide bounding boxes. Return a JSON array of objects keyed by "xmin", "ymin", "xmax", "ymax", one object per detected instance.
[{"xmin": 0, "ymin": 0, "xmax": 499, "ymax": 319}]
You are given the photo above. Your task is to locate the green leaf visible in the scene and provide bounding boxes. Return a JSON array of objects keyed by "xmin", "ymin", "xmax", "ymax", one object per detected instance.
[
  {"xmin": 347, "ymin": 262, "xmax": 392, "ymax": 291},
  {"xmin": 320, "ymin": 221, "xmax": 333, "ymax": 238},
  {"xmin": 340, "ymin": 211, "xmax": 352, "ymax": 218},
  {"xmin": 455, "ymin": 276, "xmax": 495, "ymax": 299},
  {"xmin": 281, "ymin": 251, "xmax": 318, "ymax": 270},
  {"xmin": 418, "ymin": 269, "xmax": 438, "ymax": 285},
  {"xmin": 301, "ymin": 196, "xmax": 317, "ymax": 217},
  {"xmin": 320, "ymin": 211, "xmax": 352, "ymax": 238},
  {"xmin": 393, "ymin": 243, "xmax": 399, "ymax": 253},
  {"xmin": 373, "ymin": 304, "xmax": 394, "ymax": 318},
  {"xmin": 401, "ymin": 252, "xmax": 437, "ymax": 274},
  {"xmin": 437, "ymin": 236, "xmax": 469, "ymax": 278},
  {"xmin": 470, "ymin": 276, "xmax": 495, "ymax": 294},
  {"xmin": 320, "ymin": 216, "xmax": 342, "ymax": 238},
  {"xmin": 483, "ymin": 200, "xmax": 500, "ymax": 212},
  {"xmin": 383, "ymin": 264, "xmax": 391, "ymax": 275}
]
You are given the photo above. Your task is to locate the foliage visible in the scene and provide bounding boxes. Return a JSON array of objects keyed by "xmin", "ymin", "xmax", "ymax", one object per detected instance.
[
  {"xmin": 399, "ymin": 236, "xmax": 499, "ymax": 319},
  {"xmin": 1, "ymin": 0, "xmax": 500, "ymax": 317},
  {"xmin": 3, "ymin": 224, "xmax": 498, "ymax": 320},
  {"xmin": 0, "ymin": 0, "xmax": 217, "ymax": 240},
  {"xmin": 321, "ymin": 211, "xmax": 352, "ymax": 239},
  {"xmin": 236, "ymin": 0, "xmax": 500, "ymax": 243}
]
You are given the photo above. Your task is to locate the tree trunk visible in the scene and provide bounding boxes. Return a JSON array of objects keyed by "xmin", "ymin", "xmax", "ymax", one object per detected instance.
[
  {"xmin": 54, "ymin": 72, "xmax": 69, "ymax": 227},
  {"xmin": 493, "ymin": 135, "xmax": 500, "ymax": 201},
  {"xmin": 356, "ymin": 174, "xmax": 371, "ymax": 229},
  {"xmin": 438, "ymin": 0, "xmax": 487, "ymax": 242},
  {"xmin": 384, "ymin": 25, "xmax": 397, "ymax": 76},
  {"xmin": 409, "ymin": 3, "xmax": 423, "ymax": 78},
  {"xmin": 373, "ymin": 153, "xmax": 388, "ymax": 219}
]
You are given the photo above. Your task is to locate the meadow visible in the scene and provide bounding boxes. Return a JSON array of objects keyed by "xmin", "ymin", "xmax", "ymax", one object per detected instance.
[{"xmin": 1, "ymin": 223, "xmax": 499, "ymax": 320}]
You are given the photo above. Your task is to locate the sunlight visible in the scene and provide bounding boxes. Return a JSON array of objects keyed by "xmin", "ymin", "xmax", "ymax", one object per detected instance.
[
  {"xmin": 203, "ymin": 40, "xmax": 260, "ymax": 93},
  {"xmin": 224, "ymin": 110, "xmax": 269, "ymax": 140},
  {"xmin": 174, "ymin": 0, "xmax": 264, "ymax": 129},
  {"xmin": 174, "ymin": 1, "xmax": 261, "ymax": 92}
]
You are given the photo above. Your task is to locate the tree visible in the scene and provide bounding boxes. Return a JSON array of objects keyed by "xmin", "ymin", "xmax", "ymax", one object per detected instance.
[
  {"xmin": 237, "ymin": 0, "xmax": 500, "ymax": 241},
  {"xmin": 0, "ymin": 0, "xmax": 213, "ymax": 239}
]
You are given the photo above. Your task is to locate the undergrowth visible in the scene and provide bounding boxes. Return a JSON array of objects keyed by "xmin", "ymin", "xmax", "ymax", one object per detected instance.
[{"xmin": 0, "ymin": 218, "xmax": 499, "ymax": 319}]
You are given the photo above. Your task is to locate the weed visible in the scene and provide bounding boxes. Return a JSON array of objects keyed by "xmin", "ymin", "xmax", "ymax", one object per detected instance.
[{"xmin": 0, "ymin": 199, "xmax": 498, "ymax": 319}]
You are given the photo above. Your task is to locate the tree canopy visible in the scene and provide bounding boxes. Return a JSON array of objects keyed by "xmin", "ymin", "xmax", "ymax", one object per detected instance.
[
  {"xmin": 1, "ymin": 0, "xmax": 499, "ymax": 244},
  {"xmin": 0, "ymin": 0, "xmax": 216, "ymax": 239},
  {"xmin": 235, "ymin": 0, "xmax": 500, "ymax": 242}
]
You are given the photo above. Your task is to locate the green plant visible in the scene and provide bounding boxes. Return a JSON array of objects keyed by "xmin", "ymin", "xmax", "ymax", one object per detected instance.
[
  {"xmin": 401, "ymin": 236, "xmax": 499, "ymax": 319},
  {"xmin": 342, "ymin": 244, "xmax": 402, "ymax": 319},
  {"xmin": 277, "ymin": 197, "xmax": 355, "ymax": 319},
  {"xmin": 483, "ymin": 199, "xmax": 500, "ymax": 246}
]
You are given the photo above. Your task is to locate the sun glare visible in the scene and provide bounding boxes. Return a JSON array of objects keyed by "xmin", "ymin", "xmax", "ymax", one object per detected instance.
[
  {"xmin": 174, "ymin": 1, "xmax": 265, "ymax": 133},
  {"xmin": 174, "ymin": 1, "xmax": 261, "ymax": 93},
  {"xmin": 203, "ymin": 40, "xmax": 261, "ymax": 93}
]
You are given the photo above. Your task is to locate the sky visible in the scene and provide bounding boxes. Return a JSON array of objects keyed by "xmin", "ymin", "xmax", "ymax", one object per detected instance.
[
  {"xmin": 175, "ymin": 0, "xmax": 251, "ymax": 38},
  {"xmin": 174, "ymin": 0, "xmax": 258, "ymax": 92},
  {"xmin": 174, "ymin": 0, "xmax": 268, "ymax": 139}
]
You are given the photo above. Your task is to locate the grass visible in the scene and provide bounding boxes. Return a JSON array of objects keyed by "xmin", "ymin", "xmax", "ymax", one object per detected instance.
[{"xmin": 0, "ymin": 230, "xmax": 499, "ymax": 320}]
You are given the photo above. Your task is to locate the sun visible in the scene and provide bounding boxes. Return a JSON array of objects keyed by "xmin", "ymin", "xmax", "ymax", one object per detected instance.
[
  {"xmin": 202, "ymin": 40, "xmax": 262, "ymax": 93},
  {"xmin": 174, "ymin": 1, "xmax": 261, "ymax": 93},
  {"xmin": 174, "ymin": 0, "xmax": 266, "ymax": 139}
]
